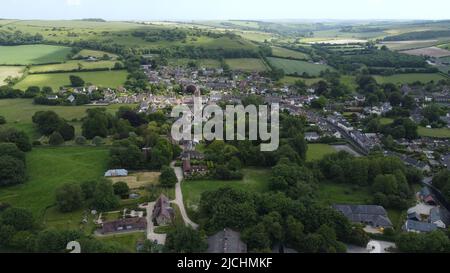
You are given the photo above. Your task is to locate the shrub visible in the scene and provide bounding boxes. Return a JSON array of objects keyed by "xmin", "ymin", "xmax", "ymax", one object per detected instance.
[
  {"xmin": 75, "ymin": 136, "xmax": 87, "ymax": 145},
  {"xmin": 0, "ymin": 116, "xmax": 6, "ymax": 125},
  {"xmin": 49, "ymin": 132, "xmax": 64, "ymax": 146}
]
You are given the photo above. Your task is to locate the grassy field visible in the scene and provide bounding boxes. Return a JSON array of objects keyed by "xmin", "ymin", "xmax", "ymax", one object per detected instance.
[
  {"xmin": 271, "ymin": 47, "xmax": 309, "ymax": 60},
  {"xmin": 380, "ymin": 118, "xmax": 394, "ymax": 125},
  {"xmin": 168, "ymin": 58, "xmax": 221, "ymax": 69},
  {"xmin": 74, "ymin": 49, "xmax": 118, "ymax": 59},
  {"xmin": 307, "ymin": 144, "xmax": 337, "ymax": 162},
  {"xmin": 14, "ymin": 70, "xmax": 128, "ymax": 90},
  {"xmin": 317, "ymin": 183, "xmax": 372, "ymax": 206},
  {"xmin": 373, "ymin": 73, "xmax": 447, "ymax": 84},
  {"xmin": 181, "ymin": 169, "xmax": 270, "ymax": 212},
  {"xmin": 98, "ymin": 232, "xmax": 146, "ymax": 253},
  {"xmin": 0, "ymin": 45, "xmax": 71, "ymax": 65},
  {"xmin": 418, "ymin": 126, "xmax": 450, "ymax": 138},
  {"xmin": 225, "ymin": 58, "xmax": 269, "ymax": 72},
  {"xmin": 0, "ymin": 147, "xmax": 109, "ymax": 218},
  {"xmin": 0, "ymin": 66, "xmax": 24, "ymax": 84},
  {"xmin": 267, "ymin": 57, "xmax": 332, "ymax": 76},
  {"xmin": 29, "ymin": 60, "xmax": 118, "ymax": 73},
  {"xmin": 279, "ymin": 76, "xmax": 324, "ymax": 85}
]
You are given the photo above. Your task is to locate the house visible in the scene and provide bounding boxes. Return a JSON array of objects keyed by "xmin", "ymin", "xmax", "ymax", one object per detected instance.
[
  {"xmin": 47, "ymin": 95, "xmax": 59, "ymax": 100},
  {"xmin": 403, "ymin": 220, "xmax": 437, "ymax": 233},
  {"xmin": 152, "ymin": 194, "xmax": 174, "ymax": 226},
  {"xmin": 67, "ymin": 95, "xmax": 75, "ymax": 103},
  {"xmin": 418, "ymin": 187, "xmax": 436, "ymax": 205},
  {"xmin": 101, "ymin": 217, "xmax": 147, "ymax": 234},
  {"xmin": 305, "ymin": 132, "xmax": 320, "ymax": 142},
  {"xmin": 207, "ymin": 228, "xmax": 247, "ymax": 253},
  {"xmin": 430, "ymin": 207, "xmax": 448, "ymax": 229},
  {"xmin": 332, "ymin": 204, "xmax": 393, "ymax": 229},
  {"xmin": 104, "ymin": 169, "xmax": 128, "ymax": 177}
]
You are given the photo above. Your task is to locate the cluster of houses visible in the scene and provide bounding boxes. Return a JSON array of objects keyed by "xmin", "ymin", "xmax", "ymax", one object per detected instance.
[{"xmin": 403, "ymin": 186, "xmax": 450, "ymax": 233}]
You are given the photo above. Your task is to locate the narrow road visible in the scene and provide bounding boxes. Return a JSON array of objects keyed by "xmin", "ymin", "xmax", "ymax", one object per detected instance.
[{"xmin": 170, "ymin": 162, "xmax": 199, "ymax": 229}]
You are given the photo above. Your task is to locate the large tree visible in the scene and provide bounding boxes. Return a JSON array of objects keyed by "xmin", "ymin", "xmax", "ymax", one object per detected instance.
[{"xmin": 55, "ymin": 183, "xmax": 84, "ymax": 213}]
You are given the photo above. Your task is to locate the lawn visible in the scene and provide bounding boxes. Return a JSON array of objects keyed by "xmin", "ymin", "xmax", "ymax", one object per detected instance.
[
  {"xmin": 418, "ymin": 126, "xmax": 450, "ymax": 138},
  {"xmin": 0, "ymin": 45, "xmax": 72, "ymax": 65},
  {"xmin": 98, "ymin": 232, "xmax": 146, "ymax": 253},
  {"xmin": 181, "ymin": 169, "xmax": 270, "ymax": 213},
  {"xmin": 380, "ymin": 118, "xmax": 394, "ymax": 125},
  {"xmin": 0, "ymin": 147, "xmax": 109, "ymax": 218},
  {"xmin": 225, "ymin": 58, "xmax": 269, "ymax": 72},
  {"xmin": 271, "ymin": 47, "xmax": 309, "ymax": 60},
  {"xmin": 14, "ymin": 70, "xmax": 128, "ymax": 90},
  {"xmin": 0, "ymin": 66, "xmax": 24, "ymax": 84},
  {"xmin": 373, "ymin": 73, "xmax": 447, "ymax": 84},
  {"xmin": 29, "ymin": 60, "xmax": 119, "ymax": 73},
  {"xmin": 307, "ymin": 144, "xmax": 337, "ymax": 162},
  {"xmin": 317, "ymin": 183, "xmax": 372, "ymax": 206},
  {"xmin": 267, "ymin": 57, "xmax": 332, "ymax": 76}
]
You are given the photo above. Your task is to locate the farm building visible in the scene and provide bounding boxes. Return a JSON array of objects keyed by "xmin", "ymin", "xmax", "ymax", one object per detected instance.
[
  {"xmin": 101, "ymin": 217, "xmax": 147, "ymax": 235},
  {"xmin": 207, "ymin": 228, "xmax": 247, "ymax": 253},
  {"xmin": 104, "ymin": 169, "xmax": 128, "ymax": 177}
]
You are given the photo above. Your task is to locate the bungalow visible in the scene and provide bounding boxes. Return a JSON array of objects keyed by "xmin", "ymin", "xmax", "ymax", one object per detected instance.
[
  {"xmin": 104, "ymin": 169, "xmax": 128, "ymax": 177},
  {"xmin": 305, "ymin": 132, "xmax": 320, "ymax": 142},
  {"xmin": 101, "ymin": 217, "xmax": 147, "ymax": 234},
  {"xmin": 403, "ymin": 220, "xmax": 437, "ymax": 233},
  {"xmin": 152, "ymin": 194, "xmax": 174, "ymax": 226},
  {"xmin": 332, "ymin": 204, "xmax": 393, "ymax": 229},
  {"xmin": 207, "ymin": 228, "xmax": 247, "ymax": 253}
]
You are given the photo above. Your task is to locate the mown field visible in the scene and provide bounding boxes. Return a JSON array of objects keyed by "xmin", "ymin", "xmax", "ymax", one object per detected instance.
[
  {"xmin": 0, "ymin": 66, "xmax": 24, "ymax": 84},
  {"xmin": 418, "ymin": 126, "xmax": 450, "ymax": 138},
  {"xmin": 0, "ymin": 45, "xmax": 71, "ymax": 65},
  {"xmin": 267, "ymin": 57, "xmax": 332, "ymax": 76},
  {"xmin": 0, "ymin": 147, "xmax": 109, "ymax": 218},
  {"xmin": 29, "ymin": 60, "xmax": 119, "ymax": 73},
  {"xmin": 14, "ymin": 70, "xmax": 128, "ymax": 90},
  {"xmin": 225, "ymin": 58, "xmax": 269, "ymax": 72},
  {"xmin": 373, "ymin": 73, "xmax": 447, "ymax": 84}
]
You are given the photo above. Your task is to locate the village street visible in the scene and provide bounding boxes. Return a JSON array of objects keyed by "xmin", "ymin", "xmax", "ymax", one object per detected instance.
[{"xmin": 170, "ymin": 162, "xmax": 199, "ymax": 229}]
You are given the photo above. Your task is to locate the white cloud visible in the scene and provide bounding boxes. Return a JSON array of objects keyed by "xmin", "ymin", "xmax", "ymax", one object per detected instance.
[{"xmin": 66, "ymin": 0, "xmax": 81, "ymax": 6}]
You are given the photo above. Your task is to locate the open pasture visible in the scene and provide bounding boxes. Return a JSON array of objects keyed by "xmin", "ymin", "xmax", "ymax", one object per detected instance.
[{"xmin": 0, "ymin": 45, "xmax": 71, "ymax": 65}]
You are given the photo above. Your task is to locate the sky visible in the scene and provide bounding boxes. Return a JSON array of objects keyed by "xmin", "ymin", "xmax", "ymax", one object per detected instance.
[{"xmin": 0, "ymin": 0, "xmax": 449, "ymax": 21}]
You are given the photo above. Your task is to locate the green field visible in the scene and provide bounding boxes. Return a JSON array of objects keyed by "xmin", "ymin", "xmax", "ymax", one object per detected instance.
[
  {"xmin": 74, "ymin": 49, "xmax": 118, "ymax": 60},
  {"xmin": 168, "ymin": 58, "xmax": 221, "ymax": 69},
  {"xmin": 374, "ymin": 73, "xmax": 447, "ymax": 84},
  {"xmin": 14, "ymin": 70, "xmax": 128, "ymax": 90},
  {"xmin": 225, "ymin": 58, "xmax": 269, "ymax": 72},
  {"xmin": 29, "ymin": 60, "xmax": 118, "ymax": 73},
  {"xmin": 307, "ymin": 144, "xmax": 337, "ymax": 162},
  {"xmin": 380, "ymin": 118, "xmax": 394, "ymax": 125},
  {"xmin": 317, "ymin": 183, "xmax": 372, "ymax": 206},
  {"xmin": 418, "ymin": 126, "xmax": 450, "ymax": 138},
  {"xmin": 0, "ymin": 66, "xmax": 24, "ymax": 84},
  {"xmin": 279, "ymin": 76, "xmax": 324, "ymax": 85},
  {"xmin": 181, "ymin": 169, "xmax": 270, "ymax": 212},
  {"xmin": 0, "ymin": 45, "xmax": 72, "ymax": 65},
  {"xmin": 267, "ymin": 57, "xmax": 332, "ymax": 76},
  {"xmin": 0, "ymin": 147, "xmax": 109, "ymax": 217},
  {"xmin": 98, "ymin": 233, "xmax": 146, "ymax": 253},
  {"xmin": 271, "ymin": 47, "xmax": 309, "ymax": 60}
]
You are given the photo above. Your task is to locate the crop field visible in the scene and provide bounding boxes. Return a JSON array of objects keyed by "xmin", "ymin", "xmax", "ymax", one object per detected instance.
[
  {"xmin": 373, "ymin": 73, "xmax": 446, "ymax": 84},
  {"xmin": 225, "ymin": 58, "xmax": 269, "ymax": 72},
  {"xmin": 14, "ymin": 70, "xmax": 128, "ymax": 90},
  {"xmin": 271, "ymin": 46, "xmax": 309, "ymax": 60},
  {"xmin": 0, "ymin": 147, "xmax": 109, "ymax": 217},
  {"xmin": 267, "ymin": 57, "xmax": 332, "ymax": 76},
  {"xmin": 29, "ymin": 60, "xmax": 119, "ymax": 73},
  {"xmin": 401, "ymin": 47, "xmax": 450, "ymax": 58},
  {"xmin": 0, "ymin": 66, "xmax": 24, "ymax": 84},
  {"xmin": 0, "ymin": 45, "xmax": 72, "ymax": 65},
  {"xmin": 380, "ymin": 40, "xmax": 440, "ymax": 51}
]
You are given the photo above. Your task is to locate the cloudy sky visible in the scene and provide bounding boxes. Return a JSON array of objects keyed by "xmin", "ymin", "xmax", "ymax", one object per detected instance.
[{"xmin": 0, "ymin": 0, "xmax": 449, "ymax": 21}]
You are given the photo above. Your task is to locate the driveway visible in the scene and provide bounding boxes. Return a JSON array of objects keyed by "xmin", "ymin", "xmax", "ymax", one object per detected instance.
[
  {"xmin": 145, "ymin": 202, "xmax": 167, "ymax": 245},
  {"xmin": 170, "ymin": 162, "xmax": 199, "ymax": 229}
]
